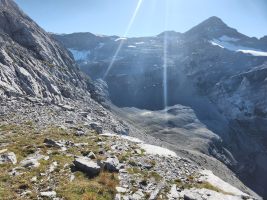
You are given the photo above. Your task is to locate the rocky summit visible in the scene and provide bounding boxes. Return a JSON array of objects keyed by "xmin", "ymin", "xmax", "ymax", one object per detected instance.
[{"xmin": 0, "ymin": 0, "xmax": 266, "ymax": 200}]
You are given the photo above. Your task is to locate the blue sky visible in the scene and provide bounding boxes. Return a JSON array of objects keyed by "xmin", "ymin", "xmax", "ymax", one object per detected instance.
[{"xmin": 15, "ymin": 0, "xmax": 267, "ymax": 38}]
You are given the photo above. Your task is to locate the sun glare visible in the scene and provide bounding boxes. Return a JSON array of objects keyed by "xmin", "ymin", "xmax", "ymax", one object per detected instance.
[{"xmin": 103, "ymin": 0, "xmax": 144, "ymax": 79}]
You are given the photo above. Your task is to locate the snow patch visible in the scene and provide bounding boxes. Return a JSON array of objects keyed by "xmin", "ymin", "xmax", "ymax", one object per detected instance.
[
  {"xmin": 68, "ymin": 49, "xmax": 90, "ymax": 61},
  {"xmin": 210, "ymin": 36, "xmax": 267, "ymax": 57},
  {"xmin": 140, "ymin": 111, "xmax": 153, "ymax": 116},
  {"xmin": 115, "ymin": 37, "xmax": 127, "ymax": 42},
  {"xmin": 237, "ymin": 49, "xmax": 267, "ymax": 56},
  {"xmin": 128, "ymin": 45, "xmax": 136, "ymax": 48},
  {"xmin": 210, "ymin": 41, "xmax": 224, "ymax": 48},
  {"xmin": 138, "ymin": 144, "xmax": 177, "ymax": 157}
]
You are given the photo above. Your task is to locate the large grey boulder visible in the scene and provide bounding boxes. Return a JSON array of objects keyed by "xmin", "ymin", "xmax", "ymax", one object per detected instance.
[{"xmin": 73, "ymin": 157, "xmax": 101, "ymax": 176}]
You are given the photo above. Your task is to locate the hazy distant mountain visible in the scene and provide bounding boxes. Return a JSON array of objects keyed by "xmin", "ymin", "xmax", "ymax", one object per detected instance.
[{"xmin": 54, "ymin": 17, "xmax": 267, "ymax": 197}]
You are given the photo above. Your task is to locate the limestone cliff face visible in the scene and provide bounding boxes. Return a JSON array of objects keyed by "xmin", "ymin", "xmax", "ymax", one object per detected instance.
[{"xmin": 0, "ymin": 0, "xmax": 91, "ymax": 102}]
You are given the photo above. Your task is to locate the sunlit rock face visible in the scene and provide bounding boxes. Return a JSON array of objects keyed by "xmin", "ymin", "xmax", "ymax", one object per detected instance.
[
  {"xmin": 0, "ymin": 0, "xmax": 92, "ymax": 102},
  {"xmin": 54, "ymin": 17, "xmax": 267, "ymax": 198}
]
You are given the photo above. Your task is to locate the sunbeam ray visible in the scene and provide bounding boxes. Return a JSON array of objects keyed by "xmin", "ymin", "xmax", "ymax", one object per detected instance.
[
  {"xmin": 103, "ymin": 0, "xmax": 143, "ymax": 79},
  {"xmin": 163, "ymin": 0, "xmax": 169, "ymax": 111}
]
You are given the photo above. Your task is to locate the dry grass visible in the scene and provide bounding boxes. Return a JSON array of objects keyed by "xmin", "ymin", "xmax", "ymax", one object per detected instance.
[
  {"xmin": 56, "ymin": 171, "xmax": 118, "ymax": 200},
  {"xmin": 0, "ymin": 123, "xmax": 117, "ymax": 200}
]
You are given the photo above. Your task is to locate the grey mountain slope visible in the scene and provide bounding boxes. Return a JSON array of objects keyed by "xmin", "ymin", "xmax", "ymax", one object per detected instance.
[
  {"xmin": 54, "ymin": 17, "xmax": 267, "ymax": 198},
  {"xmin": 0, "ymin": 0, "xmax": 92, "ymax": 101},
  {"xmin": 184, "ymin": 16, "xmax": 248, "ymax": 40}
]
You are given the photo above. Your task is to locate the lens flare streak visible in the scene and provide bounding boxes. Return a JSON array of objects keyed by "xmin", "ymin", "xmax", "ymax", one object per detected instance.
[
  {"xmin": 103, "ymin": 0, "xmax": 143, "ymax": 79},
  {"xmin": 163, "ymin": 0, "xmax": 169, "ymax": 111}
]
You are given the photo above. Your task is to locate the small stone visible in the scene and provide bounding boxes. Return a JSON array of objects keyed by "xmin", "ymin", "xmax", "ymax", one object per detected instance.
[
  {"xmin": 104, "ymin": 156, "xmax": 120, "ymax": 172},
  {"xmin": 75, "ymin": 130, "xmax": 85, "ymax": 136},
  {"xmin": 116, "ymin": 187, "xmax": 127, "ymax": 193},
  {"xmin": 48, "ymin": 162, "xmax": 58, "ymax": 173},
  {"xmin": 70, "ymin": 174, "xmax": 75, "ymax": 182},
  {"xmin": 80, "ymin": 112, "xmax": 89, "ymax": 117},
  {"xmin": 31, "ymin": 176, "xmax": 37, "ymax": 183},
  {"xmin": 134, "ymin": 149, "xmax": 142, "ymax": 155},
  {"xmin": 40, "ymin": 191, "xmax": 57, "ymax": 198},
  {"xmin": 44, "ymin": 138, "xmax": 64, "ymax": 148},
  {"xmin": 115, "ymin": 194, "xmax": 121, "ymax": 200},
  {"xmin": 65, "ymin": 120, "xmax": 74, "ymax": 124},
  {"xmin": 90, "ymin": 122, "xmax": 103, "ymax": 134},
  {"xmin": 20, "ymin": 153, "xmax": 44, "ymax": 168},
  {"xmin": 0, "ymin": 149, "xmax": 8, "ymax": 154},
  {"xmin": 21, "ymin": 159, "xmax": 40, "ymax": 168},
  {"xmin": 0, "ymin": 152, "xmax": 17, "ymax": 164},
  {"xmin": 167, "ymin": 184, "xmax": 180, "ymax": 199},
  {"xmin": 132, "ymin": 190, "xmax": 145, "ymax": 200},
  {"xmin": 87, "ymin": 152, "xmax": 96, "ymax": 159}
]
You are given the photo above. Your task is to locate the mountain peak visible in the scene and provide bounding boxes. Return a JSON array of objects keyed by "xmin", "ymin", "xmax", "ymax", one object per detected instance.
[
  {"xmin": 184, "ymin": 16, "xmax": 245, "ymax": 40},
  {"xmin": 203, "ymin": 16, "xmax": 226, "ymax": 26}
]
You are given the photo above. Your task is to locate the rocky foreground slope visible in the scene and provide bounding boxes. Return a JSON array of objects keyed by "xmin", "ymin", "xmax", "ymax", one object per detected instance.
[{"xmin": 0, "ymin": 96, "xmax": 260, "ymax": 199}]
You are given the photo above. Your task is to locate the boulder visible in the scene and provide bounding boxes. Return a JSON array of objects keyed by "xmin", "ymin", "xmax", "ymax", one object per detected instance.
[
  {"xmin": 75, "ymin": 130, "xmax": 85, "ymax": 136},
  {"xmin": 80, "ymin": 112, "xmax": 89, "ymax": 117},
  {"xmin": 131, "ymin": 190, "xmax": 145, "ymax": 200},
  {"xmin": 58, "ymin": 104, "xmax": 75, "ymax": 111},
  {"xmin": 90, "ymin": 122, "xmax": 103, "ymax": 134},
  {"xmin": 149, "ymin": 183, "xmax": 164, "ymax": 200},
  {"xmin": 44, "ymin": 138, "xmax": 64, "ymax": 148},
  {"xmin": 0, "ymin": 152, "xmax": 17, "ymax": 164},
  {"xmin": 20, "ymin": 153, "xmax": 44, "ymax": 168},
  {"xmin": 73, "ymin": 157, "xmax": 101, "ymax": 176},
  {"xmin": 167, "ymin": 185, "xmax": 180, "ymax": 199},
  {"xmin": 21, "ymin": 159, "xmax": 40, "ymax": 168},
  {"xmin": 104, "ymin": 156, "xmax": 120, "ymax": 172},
  {"xmin": 116, "ymin": 187, "xmax": 128, "ymax": 193}
]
